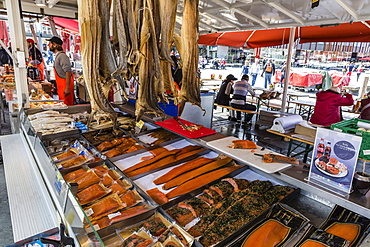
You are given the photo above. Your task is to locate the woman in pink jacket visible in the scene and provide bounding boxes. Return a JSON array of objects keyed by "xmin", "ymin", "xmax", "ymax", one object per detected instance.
[{"xmin": 310, "ymin": 86, "xmax": 354, "ymax": 126}]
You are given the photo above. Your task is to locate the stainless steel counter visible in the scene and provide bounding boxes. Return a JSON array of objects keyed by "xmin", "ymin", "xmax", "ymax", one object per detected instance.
[{"xmin": 1, "ymin": 134, "xmax": 59, "ymax": 242}]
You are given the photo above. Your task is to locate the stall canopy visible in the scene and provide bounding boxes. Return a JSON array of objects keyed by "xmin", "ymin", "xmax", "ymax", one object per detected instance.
[
  {"xmin": 17, "ymin": 0, "xmax": 370, "ymax": 36},
  {"xmin": 198, "ymin": 21, "xmax": 370, "ymax": 48},
  {"xmin": 52, "ymin": 17, "xmax": 79, "ymax": 34}
]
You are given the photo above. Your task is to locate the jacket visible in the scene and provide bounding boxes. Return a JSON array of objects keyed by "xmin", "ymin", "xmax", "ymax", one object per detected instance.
[
  {"xmin": 359, "ymin": 98, "xmax": 370, "ymax": 121},
  {"xmin": 215, "ymin": 80, "xmax": 233, "ymax": 106},
  {"xmin": 310, "ymin": 90, "xmax": 354, "ymax": 126}
]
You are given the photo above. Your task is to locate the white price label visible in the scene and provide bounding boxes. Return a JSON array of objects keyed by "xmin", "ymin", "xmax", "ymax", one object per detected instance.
[
  {"xmin": 363, "ymin": 149, "xmax": 370, "ymax": 155},
  {"xmin": 85, "ymin": 208, "xmax": 94, "ymax": 217},
  {"xmin": 108, "ymin": 211, "xmax": 121, "ymax": 219}
]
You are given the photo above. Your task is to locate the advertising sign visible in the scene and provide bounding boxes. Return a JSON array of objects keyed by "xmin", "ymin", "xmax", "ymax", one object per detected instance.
[{"xmin": 308, "ymin": 128, "xmax": 362, "ymax": 195}]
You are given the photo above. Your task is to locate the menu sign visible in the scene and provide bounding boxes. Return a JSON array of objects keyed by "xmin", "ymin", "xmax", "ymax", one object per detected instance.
[{"xmin": 308, "ymin": 128, "xmax": 362, "ymax": 195}]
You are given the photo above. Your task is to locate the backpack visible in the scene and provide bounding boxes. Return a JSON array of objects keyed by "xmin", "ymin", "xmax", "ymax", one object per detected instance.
[{"xmin": 265, "ymin": 64, "xmax": 272, "ymax": 73}]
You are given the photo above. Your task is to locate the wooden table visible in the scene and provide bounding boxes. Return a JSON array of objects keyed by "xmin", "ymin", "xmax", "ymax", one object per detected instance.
[
  {"xmin": 267, "ymin": 129, "xmax": 314, "ymax": 163},
  {"xmin": 288, "ymin": 100, "xmax": 316, "ymax": 119},
  {"xmin": 287, "ymin": 92, "xmax": 310, "ymax": 101}
]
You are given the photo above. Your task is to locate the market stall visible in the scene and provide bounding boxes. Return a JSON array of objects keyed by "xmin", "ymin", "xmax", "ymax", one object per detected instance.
[
  {"xmin": 2, "ymin": 0, "xmax": 370, "ymax": 246},
  {"xmin": 2, "ymin": 106, "xmax": 369, "ymax": 246}
]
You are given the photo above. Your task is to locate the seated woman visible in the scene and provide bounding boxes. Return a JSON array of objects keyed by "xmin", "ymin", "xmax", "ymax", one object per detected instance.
[
  {"xmin": 215, "ymin": 74, "xmax": 238, "ymax": 121},
  {"xmin": 359, "ymin": 91, "xmax": 370, "ymax": 121},
  {"xmin": 310, "ymin": 86, "xmax": 354, "ymax": 126},
  {"xmin": 230, "ymin": 74, "xmax": 256, "ymax": 124}
]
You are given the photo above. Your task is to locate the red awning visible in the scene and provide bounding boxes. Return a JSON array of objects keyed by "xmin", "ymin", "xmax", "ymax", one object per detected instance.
[
  {"xmin": 199, "ymin": 28, "xmax": 297, "ymax": 48},
  {"xmin": 299, "ymin": 21, "xmax": 370, "ymax": 43},
  {"xmin": 53, "ymin": 17, "xmax": 79, "ymax": 34},
  {"xmin": 198, "ymin": 21, "xmax": 370, "ymax": 48}
]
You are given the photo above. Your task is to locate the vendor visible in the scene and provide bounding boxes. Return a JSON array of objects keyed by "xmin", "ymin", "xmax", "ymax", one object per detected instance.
[
  {"xmin": 215, "ymin": 74, "xmax": 237, "ymax": 121},
  {"xmin": 359, "ymin": 91, "xmax": 370, "ymax": 121},
  {"xmin": 27, "ymin": 39, "xmax": 45, "ymax": 80},
  {"xmin": 310, "ymin": 86, "xmax": 354, "ymax": 126},
  {"xmin": 47, "ymin": 36, "xmax": 74, "ymax": 106},
  {"xmin": 230, "ymin": 74, "xmax": 256, "ymax": 124}
]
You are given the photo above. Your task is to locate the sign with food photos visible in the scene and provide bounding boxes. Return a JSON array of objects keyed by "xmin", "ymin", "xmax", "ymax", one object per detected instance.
[{"xmin": 308, "ymin": 128, "xmax": 362, "ymax": 195}]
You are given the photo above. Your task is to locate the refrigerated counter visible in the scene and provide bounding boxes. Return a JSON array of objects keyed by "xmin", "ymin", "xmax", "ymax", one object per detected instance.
[{"xmin": 2, "ymin": 105, "xmax": 370, "ymax": 246}]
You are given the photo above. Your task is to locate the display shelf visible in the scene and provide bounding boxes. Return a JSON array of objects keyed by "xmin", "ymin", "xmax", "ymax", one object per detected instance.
[{"xmin": 8, "ymin": 106, "xmax": 370, "ymax": 246}]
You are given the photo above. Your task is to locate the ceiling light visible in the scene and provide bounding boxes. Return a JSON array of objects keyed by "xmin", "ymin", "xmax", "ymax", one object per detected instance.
[{"xmin": 35, "ymin": 0, "xmax": 46, "ymax": 7}]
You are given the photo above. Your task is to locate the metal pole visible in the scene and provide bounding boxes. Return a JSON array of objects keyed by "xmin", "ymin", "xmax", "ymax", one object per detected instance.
[
  {"xmin": 281, "ymin": 27, "xmax": 296, "ymax": 112},
  {"xmin": 5, "ymin": 0, "xmax": 29, "ymax": 109},
  {"xmin": 48, "ymin": 16, "xmax": 58, "ymax": 37}
]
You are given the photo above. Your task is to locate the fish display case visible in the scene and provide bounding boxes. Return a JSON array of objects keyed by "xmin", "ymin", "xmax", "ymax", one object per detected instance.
[{"xmin": 10, "ymin": 105, "xmax": 370, "ymax": 246}]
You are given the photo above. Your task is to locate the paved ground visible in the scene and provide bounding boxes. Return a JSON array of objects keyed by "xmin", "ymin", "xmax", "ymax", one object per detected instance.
[{"xmin": 199, "ymin": 65, "xmax": 366, "ymax": 92}]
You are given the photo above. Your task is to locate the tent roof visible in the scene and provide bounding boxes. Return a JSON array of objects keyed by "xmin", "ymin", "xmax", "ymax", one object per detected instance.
[
  {"xmin": 199, "ymin": 21, "xmax": 370, "ymax": 48},
  {"xmin": 53, "ymin": 17, "xmax": 79, "ymax": 33},
  {"xmin": 11, "ymin": 0, "xmax": 370, "ymax": 35}
]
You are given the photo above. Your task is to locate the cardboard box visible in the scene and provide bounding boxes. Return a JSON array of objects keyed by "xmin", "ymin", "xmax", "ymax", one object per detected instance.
[{"xmin": 295, "ymin": 124, "xmax": 317, "ymax": 138}]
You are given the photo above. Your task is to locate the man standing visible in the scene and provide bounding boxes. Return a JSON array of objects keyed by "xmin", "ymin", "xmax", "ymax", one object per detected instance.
[
  {"xmin": 27, "ymin": 39, "xmax": 45, "ymax": 80},
  {"xmin": 47, "ymin": 36, "xmax": 74, "ymax": 105}
]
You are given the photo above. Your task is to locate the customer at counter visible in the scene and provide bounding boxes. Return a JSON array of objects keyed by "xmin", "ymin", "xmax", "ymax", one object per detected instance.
[
  {"xmin": 230, "ymin": 74, "xmax": 256, "ymax": 124},
  {"xmin": 215, "ymin": 74, "xmax": 237, "ymax": 121},
  {"xmin": 359, "ymin": 91, "xmax": 370, "ymax": 121},
  {"xmin": 310, "ymin": 86, "xmax": 354, "ymax": 126}
]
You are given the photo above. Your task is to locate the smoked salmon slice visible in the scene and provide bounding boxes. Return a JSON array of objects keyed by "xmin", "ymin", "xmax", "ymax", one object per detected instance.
[
  {"xmin": 163, "ymin": 157, "xmax": 233, "ymax": 190},
  {"xmin": 123, "ymin": 149, "xmax": 180, "ymax": 174},
  {"xmin": 241, "ymin": 220, "xmax": 289, "ymax": 247},
  {"xmin": 146, "ymin": 188, "xmax": 169, "ymax": 205},
  {"xmin": 76, "ymin": 183, "xmax": 110, "ymax": 205},
  {"xmin": 166, "ymin": 165, "xmax": 242, "ymax": 199},
  {"xmin": 153, "ymin": 157, "xmax": 216, "ymax": 185}
]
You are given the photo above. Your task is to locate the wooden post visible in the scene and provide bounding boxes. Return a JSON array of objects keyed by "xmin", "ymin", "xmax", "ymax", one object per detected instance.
[{"xmin": 359, "ymin": 76, "xmax": 369, "ymax": 99}]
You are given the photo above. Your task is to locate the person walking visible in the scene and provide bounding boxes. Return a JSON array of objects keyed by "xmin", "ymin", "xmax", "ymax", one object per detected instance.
[
  {"xmin": 230, "ymin": 74, "xmax": 257, "ymax": 124},
  {"xmin": 47, "ymin": 36, "xmax": 74, "ymax": 106},
  {"xmin": 280, "ymin": 62, "xmax": 287, "ymax": 87},
  {"xmin": 261, "ymin": 60, "xmax": 275, "ymax": 88},
  {"xmin": 241, "ymin": 61, "xmax": 249, "ymax": 76},
  {"xmin": 356, "ymin": 64, "xmax": 363, "ymax": 82},
  {"xmin": 249, "ymin": 60, "xmax": 260, "ymax": 86},
  {"xmin": 27, "ymin": 39, "xmax": 45, "ymax": 80}
]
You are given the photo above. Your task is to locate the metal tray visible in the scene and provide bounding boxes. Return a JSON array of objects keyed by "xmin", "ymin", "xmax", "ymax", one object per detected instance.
[
  {"xmin": 82, "ymin": 127, "xmax": 128, "ymax": 147},
  {"xmin": 160, "ymin": 170, "xmax": 300, "ymax": 247},
  {"xmin": 113, "ymin": 139, "xmax": 212, "ymax": 180},
  {"xmin": 134, "ymin": 128, "xmax": 181, "ymax": 146}
]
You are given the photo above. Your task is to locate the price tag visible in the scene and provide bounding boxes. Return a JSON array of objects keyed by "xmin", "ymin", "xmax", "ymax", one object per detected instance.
[
  {"xmin": 108, "ymin": 211, "xmax": 121, "ymax": 219},
  {"xmin": 135, "ymin": 120, "xmax": 145, "ymax": 134},
  {"xmin": 85, "ymin": 208, "xmax": 94, "ymax": 217}
]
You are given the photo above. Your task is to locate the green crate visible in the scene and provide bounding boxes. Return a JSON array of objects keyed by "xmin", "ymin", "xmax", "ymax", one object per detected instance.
[{"xmin": 331, "ymin": 118, "xmax": 370, "ymax": 159}]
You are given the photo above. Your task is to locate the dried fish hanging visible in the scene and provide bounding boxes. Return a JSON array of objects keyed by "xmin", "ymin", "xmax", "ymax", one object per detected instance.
[
  {"xmin": 177, "ymin": 0, "xmax": 204, "ymax": 116},
  {"xmin": 135, "ymin": 0, "xmax": 166, "ymax": 121},
  {"xmin": 77, "ymin": 0, "xmax": 118, "ymax": 128},
  {"xmin": 159, "ymin": 0, "xmax": 179, "ymax": 104},
  {"xmin": 99, "ymin": 0, "xmax": 128, "ymax": 101}
]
